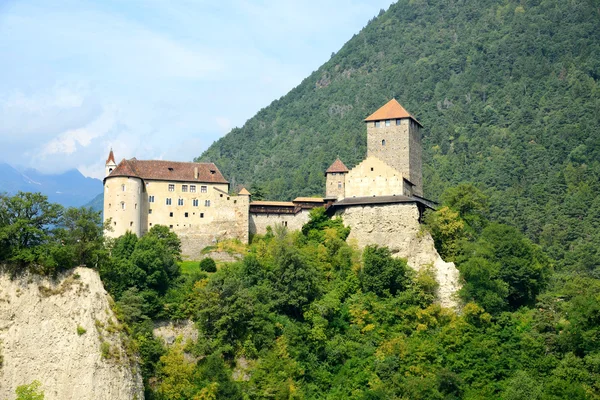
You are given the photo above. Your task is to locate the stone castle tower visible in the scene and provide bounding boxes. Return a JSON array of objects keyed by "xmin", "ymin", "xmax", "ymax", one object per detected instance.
[
  {"xmin": 325, "ymin": 158, "xmax": 349, "ymax": 199},
  {"xmin": 364, "ymin": 99, "xmax": 423, "ymax": 196}
]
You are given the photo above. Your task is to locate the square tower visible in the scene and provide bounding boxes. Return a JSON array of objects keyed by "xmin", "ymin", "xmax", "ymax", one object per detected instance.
[{"xmin": 365, "ymin": 99, "xmax": 423, "ymax": 196}]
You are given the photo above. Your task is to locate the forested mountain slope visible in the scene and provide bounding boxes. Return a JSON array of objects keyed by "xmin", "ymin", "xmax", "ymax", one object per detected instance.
[{"xmin": 198, "ymin": 0, "xmax": 600, "ymax": 267}]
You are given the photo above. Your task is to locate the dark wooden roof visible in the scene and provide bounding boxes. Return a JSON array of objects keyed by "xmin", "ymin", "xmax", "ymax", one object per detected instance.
[
  {"xmin": 106, "ymin": 159, "xmax": 228, "ymax": 184},
  {"xmin": 327, "ymin": 195, "xmax": 434, "ymax": 211}
]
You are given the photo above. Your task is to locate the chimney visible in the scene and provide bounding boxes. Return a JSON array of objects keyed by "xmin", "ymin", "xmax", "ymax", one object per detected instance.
[{"xmin": 194, "ymin": 167, "xmax": 198, "ymax": 179}]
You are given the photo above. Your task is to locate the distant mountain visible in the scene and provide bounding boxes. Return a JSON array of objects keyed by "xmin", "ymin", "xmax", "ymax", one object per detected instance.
[
  {"xmin": 85, "ymin": 192, "xmax": 104, "ymax": 213},
  {"xmin": 0, "ymin": 163, "xmax": 103, "ymax": 208}
]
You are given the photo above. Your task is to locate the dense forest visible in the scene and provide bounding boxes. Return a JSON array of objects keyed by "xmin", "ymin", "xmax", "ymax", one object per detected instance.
[
  {"xmin": 197, "ymin": 0, "xmax": 600, "ymax": 269},
  {"xmin": 1, "ymin": 188, "xmax": 599, "ymax": 399}
]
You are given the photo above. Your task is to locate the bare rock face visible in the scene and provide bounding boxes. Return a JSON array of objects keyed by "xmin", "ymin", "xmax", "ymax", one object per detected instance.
[
  {"xmin": 336, "ymin": 203, "xmax": 460, "ymax": 308},
  {"xmin": 0, "ymin": 267, "xmax": 143, "ymax": 400}
]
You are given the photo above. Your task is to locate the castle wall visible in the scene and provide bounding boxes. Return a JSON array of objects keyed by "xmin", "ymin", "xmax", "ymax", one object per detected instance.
[
  {"xmin": 344, "ymin": 157, "xmax": 411, "ymax": 198},
  {"xmin": 366, "ymin": 119, "xmax": 422, "ymax": 196},
  {"xmin": 103, "ymin": 176, "xmax": 143, "ymax": 238},
  {"xmin": 104, "ymin": 178, "xmax": 250, "ymax": 259},
  {"xmin": 249, "ymin": 210, "xmax": 311, "ymax": 236},
  {"xmin": 334, "ymin": 202, "xmax": 459, "ymax": 308}
]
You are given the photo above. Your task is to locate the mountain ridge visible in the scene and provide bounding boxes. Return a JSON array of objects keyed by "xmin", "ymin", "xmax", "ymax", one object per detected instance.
[{"xmin": 0, "ymin": 163, "xmax": 102, "ymax": 208}]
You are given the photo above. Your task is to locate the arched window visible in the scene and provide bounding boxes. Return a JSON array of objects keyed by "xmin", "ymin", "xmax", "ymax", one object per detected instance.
[
  {"xmin": 121, "ymin": 202, "xmax": 126, "ymax": 210},
  {"xmin": 382, "ymin": 139, "xmax": 386, "ymax": 146},
  {"xmin": 121, "ymin": 184, "xmax": 126, "ymax": 192}
]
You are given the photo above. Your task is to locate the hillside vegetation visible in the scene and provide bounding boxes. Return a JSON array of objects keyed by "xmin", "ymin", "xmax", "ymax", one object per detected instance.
[
  {"xmin": 198, "ymin": 0, "xmax": 600, "ymax": 269},
  {"xmin": 2, "ymin": 185, "xmax": 600, "ymax": 398}
]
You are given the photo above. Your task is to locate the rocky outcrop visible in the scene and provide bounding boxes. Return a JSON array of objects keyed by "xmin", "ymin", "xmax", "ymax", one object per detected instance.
[
  {"xmin": 336, "ymin": 203, "xmax": 460, "ymax": 308},
  {"xmin": 0, "ymin": 267, "xmax": 143, "ymax": 400}
]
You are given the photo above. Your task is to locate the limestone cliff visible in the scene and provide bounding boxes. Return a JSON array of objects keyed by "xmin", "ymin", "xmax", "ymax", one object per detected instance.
[
  {"xmin": 0, "ymin": 267, "xmax": 143, "ymax": 400},
  {"xmin": 336, "ymin": 203, "xmax": 460, "ymax": 308}
]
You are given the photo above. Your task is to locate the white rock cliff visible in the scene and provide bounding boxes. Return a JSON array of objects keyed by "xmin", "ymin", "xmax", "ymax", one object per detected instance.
[
  {"xmin": 337, "ymin": 203, "xmax": 460, "ymax": 308},
  {"xmin": 0, "ymin": 267, "xmax": 143, "ymax": 400}
]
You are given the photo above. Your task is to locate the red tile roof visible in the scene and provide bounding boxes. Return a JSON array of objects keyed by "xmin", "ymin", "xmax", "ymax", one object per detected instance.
[
  {"xmin": 326, "ymin": 158, "xmax": 349, "ymax": 173},
  {"xmin": 364, "ymin": 99, "xmax": 422, "ymax": 126},
  {"xmin": 106, "ymin": 149, "xmax": 116, "ymax": 164},
  {"xmin": 106, "ymin": 159, "xmax": 228, "ymax": 184}
]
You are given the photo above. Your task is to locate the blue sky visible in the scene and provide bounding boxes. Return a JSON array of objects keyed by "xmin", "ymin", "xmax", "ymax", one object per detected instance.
[{"xmin": 0, "ymin": 0, "xmax": 394, "ymax": 179}]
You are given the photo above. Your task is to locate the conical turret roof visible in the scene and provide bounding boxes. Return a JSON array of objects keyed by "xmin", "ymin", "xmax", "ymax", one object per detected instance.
[
  {"xmin": 239, "ymin": 187, "xmax": 251, "ymax": 196},
  {"xmin": 326, "ymin": 158, "xmax": 349, "ymax": 173},
  {"xmin": 364, "ymin": 99, "xmax": 422, "ymax": 126},
  {"xmin": 106, "ymin": 148, "xmax": 116, "ymax": 164}
]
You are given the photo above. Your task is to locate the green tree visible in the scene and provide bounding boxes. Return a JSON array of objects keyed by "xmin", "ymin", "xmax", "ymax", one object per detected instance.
[
  {"xmin": 15, "ymin": 380, "xmax": 44, "ymax": 400},
  {"xmin": 0, "ymin": 192, "xmax": 62, "ymax": 268},
  {"xmin": 199, "ymin": 258, "xmax": 217, "ymax": 273},
  {"xmin": 459, "ymin": 223, "xmax": 550, "ymax": 312},
  {"xmin": 360, "ymin": 245, "xmax": 410, "ymax": 297}
]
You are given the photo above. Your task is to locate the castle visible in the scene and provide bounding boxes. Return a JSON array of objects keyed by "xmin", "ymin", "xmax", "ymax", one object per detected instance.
[{"xmin": 103, "ymin": 100, "xmax": 458, "ymax": 307}]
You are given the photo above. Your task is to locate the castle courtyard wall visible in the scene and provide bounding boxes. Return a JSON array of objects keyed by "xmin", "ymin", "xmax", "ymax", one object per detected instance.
[
  {"xmin": 334, "ymin": 202, "xmax": 459, "ymax": 308},
  {"xmin": 249, "ymin": 210, "xmax": 311, "ymax": 236},
  {"xmin": 344, "ymin": 157, "xmax": 410, "ymax": 198}
]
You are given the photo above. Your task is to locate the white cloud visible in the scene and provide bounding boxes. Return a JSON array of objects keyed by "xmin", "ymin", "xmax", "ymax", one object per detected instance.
[{"xmin": 0, "ymin": 0, "xmax": 396, "ymax": 179}]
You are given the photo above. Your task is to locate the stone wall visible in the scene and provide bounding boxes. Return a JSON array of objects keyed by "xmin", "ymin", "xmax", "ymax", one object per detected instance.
[
  {"xmin": 249, "ymin": 210, "xmax": 311, "ymax": 236},
  {"xmin": 344, "ymin": 157, "xmax": 410, "ymax": 198},
  {"xmin": 0, "ymin": 267, "xmax": 143, "ymax": 400},
  {"xmin": 179, "ymin": 195, "xmax": 249, "ymax": 259},
  {"xmin": 326, "ymin": 172, "xmax": 346, "ymax": 199},
  {"xmin": 335, "ymin": 203, "xmax": 459, "ymax": 308},
  {"xmin": 366, "ymin": 118, "xmax": 422, "ymax": 196}
]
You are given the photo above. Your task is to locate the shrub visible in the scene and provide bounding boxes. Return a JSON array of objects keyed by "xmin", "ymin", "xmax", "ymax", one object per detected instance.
[
  {"xmin": 76, "ymin": 325, "xmax": 86, "ymax": 335},
  {"xmin": 200, "ymin": 258, "xmax": 217, "ymax": 273}
]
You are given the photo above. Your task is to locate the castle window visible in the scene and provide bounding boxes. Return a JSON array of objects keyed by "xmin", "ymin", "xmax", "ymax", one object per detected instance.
[
  {"xmin": 135, "ymin": 203, "xmax": 137, "ymax": 209},
  {"xmin": 201, "ymin": 186, "xmax": 207, "ymax": 193},
  {"xmin": 382, "ymin": 139, "xmax": 386, "ymax": 146},
  {"xmin": 210, "ymin": 170, "xmax": 215, "ymax": 175},
  {"xmin": 121, "ymin": 184, "xmax": 126, "ymax": 192},
  {"xmin": 182, "ymin": 185, "xmax": 188, "ymax": 192},
  {"xmin": 130, "ymin": 221, "xmax": 133, "ymax": 227},
  {"xmin": 121, "ymin": 202, "xmax": 125, "ymax": 210},
  {"xmin": 169, "ymin": 212, "xmax": 173, "ymax": 217},
  {"xmin": 184, "ymin": 212, "xmax": 189, "ymax": 218},
  {"xmin": 166, "ymin": 198, "xmax": 172, "ymax": 205},
  {"xmin": 396, "ymin": 119, "xmax": 401, "ymax": 125},
  {"xmin": 149, "ymin": 209, "xmax": 152, "ymax": 214},
  {"xmin": 284, "ymin": 221, "xmax": 288, "ymax": 227},
  {"xmin": 385, "ymin": 119, "xmax": 391, "ymax": 126},
  {"xmin": 205, "ymin": 200, "xmax": 211, "ymax": 207},
  {"xmin": 168, "ymin": 184, "xmax": 175, "ymax": 192},
  {"xmin": 193, "ymin": 199, "xmax": 199, "ymax": 207},
  {"xmin": 227, "ymin": 197, "xmax": 230, "ymax": 200},
  {"xmin": 109, "ymin": 203, "xmax": 111, "ymax": 208},
  {"xmin": 371, "ymin": 167, "xmax": 374, "ymax": 172},
  {"xmin": 234, "ymin": 200, "xmax": 237, "ymax": 204},
  {"xmin": 338, "ymin": 181, "xmax": 342, "ymax": 189},
  {"xmin": 109, "ymin": 168, "xmax": 113, "ymax": 173},
  {"xmin": 169, "ymin": 225, "xmax": 173, "ymax": 229},
  {"xmin": 114, "ymin": 221, "xmax": 117, "ymax": 226},
  {"xmin": 220, "ymin": 194, "xmax": 223, "ymax": 198},
  {"xmin": 149, "ymin": 195, "xmax": 155, "ymax": 203},
  {"xmin": 178, "ymin": 198, "xmax": 184, "ymax": 206},
  {"xmin": 375, "ymin": 121, "xmax": 381, "ymax": 128},
  {"xmin": 149, "ymin": 223, "xmax": 152, "ymax": 227},
  {"xmin": 200, "ymin": 213, "xmax": 204, "ymax": 218},
  {"xmin": 190, "ymin": 185, "xmax": 196, "ymax": 193}
]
